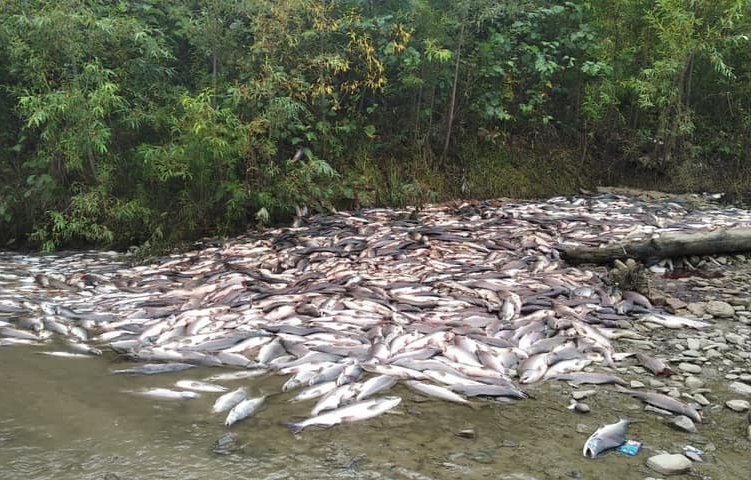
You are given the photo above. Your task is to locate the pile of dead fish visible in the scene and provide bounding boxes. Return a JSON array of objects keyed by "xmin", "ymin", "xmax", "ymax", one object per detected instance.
[{"xmin": 1, "ymin": 193, "xmax": 750, "ymax": 431}]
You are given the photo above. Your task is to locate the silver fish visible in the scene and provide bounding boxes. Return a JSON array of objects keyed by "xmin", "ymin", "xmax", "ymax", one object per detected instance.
[
  {"xmin": 112, "ymin": 363, "xmax": 195, "ymax": 375},
  {"xmin": 225, "ymin": 396, "xmax": 266, "ymax": 427},
  {"xmin": 356, "ymin": 375, "xmax": 398, "ymax": 401},
  {"xmin": 212, "ymin": 387, "xmax": 248, "ymax": 413},
  {"xmin": 404, "ymin": 381, "xmax": 471, "ymax": 405},
  {"xmin": 289, "ymin": 396, "xmax": 401, "ymax": 433},
  {"xmin": 131, "ymin": 388, "xmax": 200, "ymax": 400},
  {"xmin": 175, "ymin": 380, "xmax": 228, "ymax": 393},
  {"xmin": 583, "ymin": 418, "xmax": 629, "ymax": 458}
]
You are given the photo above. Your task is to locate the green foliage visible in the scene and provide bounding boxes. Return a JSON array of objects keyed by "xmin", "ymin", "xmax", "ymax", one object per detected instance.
[{"xmin": 0, "ymin": 0, "xmax": 750, "ymax": 250}]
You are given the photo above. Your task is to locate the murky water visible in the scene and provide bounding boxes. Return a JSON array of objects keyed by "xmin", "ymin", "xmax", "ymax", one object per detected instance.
[{"xmin": 1, "ymin": 339, "xmax": 749, "ymax": 480}]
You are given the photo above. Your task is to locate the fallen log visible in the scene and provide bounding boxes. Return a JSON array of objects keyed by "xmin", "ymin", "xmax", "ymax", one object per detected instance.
[{"xmin": 559, "ymin": 227, "xmax": 751, "ymax": 265}]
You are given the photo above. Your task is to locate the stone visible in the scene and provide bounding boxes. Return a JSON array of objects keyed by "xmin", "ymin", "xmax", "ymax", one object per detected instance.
[
  {"xmin": 576, "ymin": 424, "xmax": 589, "ymax": 434},
  {"xmin": 685, "ymin": 376, "xmax": 704, "ymax": 390},
  {"xmin": 725, "ymin": 399, "xmax": 750, "ymax": 412},
  {"xmin": 630, "ymin": 380, "xmax": 646, "ymax": 389},
  {"xmin": 706, "ymin": 301, "xmax": 735, "ymax": 318},
  {"xmin": 748, "ymin": 425, "xmax": 751, "ymax": 441},
  {"xmin": 725, "ymin": 332, "xmax": 745, "ymax": 345},
  {"xmin": 686, "ymin": 303, "xmax": 706, "ymax": 317},
  {"xmin": 729, "ymin": 382, "xmax": 751, "ymax": 395},
  {"xmin": 678, "ymin": 363, "xmax": 702, "ymax": 374},
  {"xmin": 649, "ymin": 379, "xmax": 666, "ymax": 388},
  {"xmin": 574, "ymin": 403, "xmax": 590, "ymax": 413},
  {"xmin": 686, "ymin": 338, "xmax": 701, "ymax": 350},
  {"xmin": 646, "ymin": 454, "xmax": 692, "ymax": 476},
  {"xmin": 693, "ymin": 394, "xmax": 710, "ymax": 406},
  {"xmin": 665, "ymin": 297, "xmax": 687, "ymax": 312},
  {"xmin": 669, "ymin": 415, "xmax": 697, "ymax": 433},
  {"xmin": 572, "ymin": 390, "xmax": 596, "ymax": 401}
]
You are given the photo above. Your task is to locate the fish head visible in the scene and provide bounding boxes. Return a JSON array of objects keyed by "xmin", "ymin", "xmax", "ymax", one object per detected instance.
[{"xmin": 582, "ymin": 436, "xmax": 604, "ymax": 458}]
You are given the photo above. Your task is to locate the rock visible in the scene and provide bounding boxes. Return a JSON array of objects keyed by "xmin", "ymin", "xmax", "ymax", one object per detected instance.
[
  {"xmin": 574, "ymin": 403, "xmax": 590, "ymax": 413},
  {"xmin": 725, "ymin": 399, "xmax": 750, "ymax": 412},
  {"xmin": 666, "ymin": 297, "xmax": 687, "ymax": 312},
  {"xmin": 646, "ymin": 454, "xmax": 692, "ymax": 476},
  {"xmin": 630, "ymin": 380, "xmax": 646, "ymax": 389},
  {"xmin": 729, "ymin": 382, "xmax": 751, "ymax": 395},
  {"xmin": 576, "ymin": 423, "xmax": 589, "ymax": 434},
  {"xmin": 572, "ymin": 390, "xmax": 596, "ymax": 401},
  {"xmin": 669, "ymin": 415, "xmax": 697, "ymax": 433},
  {"xmin": 686, "ymin": 302, "xmax": 706, "ymax": 317},
  {"xmin": 678, "ymin": 363, "xmax": 702, "ymax": 374},
  {"xmin": 725, "ymin": 332, "xmax": 745, "ymax": 345},
  {"xmin": 693, "ymin": 393, "xmax": 710, "ymax": 406},
  {"xmin": 706, "ymin": 301, "xmax": 735, "ymax": 318},
  {"xmin": 685, "ymin": 376, "xmax": 704, "ymax": 390},
  {"xmin": 649, "ymin": 379, "xmax": 666, "ymax": 388},
  {"xmin": 686, "ymin": 338, "xmax": 701, "ymax": 350},
  {"xmin": 748, "ymin": 425, "xmax": 751, "ymax": 441}
]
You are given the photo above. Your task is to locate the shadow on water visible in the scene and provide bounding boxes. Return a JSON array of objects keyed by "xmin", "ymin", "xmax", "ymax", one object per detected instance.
[{"xmin": 1, "ymin": 344, "xmax": 749, "ymax": 480}]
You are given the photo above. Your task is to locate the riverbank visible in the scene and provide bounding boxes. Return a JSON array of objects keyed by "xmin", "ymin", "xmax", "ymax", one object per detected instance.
[{"xmin": 1, "ymin": 191, "xmax": 751, "ymax": 479}]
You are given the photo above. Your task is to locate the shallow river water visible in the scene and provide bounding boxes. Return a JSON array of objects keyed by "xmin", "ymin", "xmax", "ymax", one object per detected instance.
[{"xmin": 1, "ymin": 339, "xmax": 749, "ymax": 480}]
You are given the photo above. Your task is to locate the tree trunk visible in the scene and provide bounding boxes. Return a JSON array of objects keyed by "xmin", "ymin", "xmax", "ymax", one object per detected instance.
[
  {"xmin": 559, "ymin": 228, "xmax": 751, "ymax": 265},
  {"xmin": 442, "ymin": 20, "xmax": 465, "ymax": 161}
]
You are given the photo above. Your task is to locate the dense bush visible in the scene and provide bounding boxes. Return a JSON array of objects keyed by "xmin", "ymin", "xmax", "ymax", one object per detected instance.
[{"xmin": 1, "ymin": 1, "xmax": 749, "ymax": 250}]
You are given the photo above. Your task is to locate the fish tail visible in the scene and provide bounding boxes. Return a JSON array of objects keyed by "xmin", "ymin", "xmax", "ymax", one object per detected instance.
[{"xmin": 285, "ymin": 422, "xmax": 304, "ymax": 434}]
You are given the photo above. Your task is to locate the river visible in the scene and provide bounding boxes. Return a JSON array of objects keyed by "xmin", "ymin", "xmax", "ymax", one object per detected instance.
[{"xmin": 1, "ymin": 335, "xmax": 748, "ymax": 479}]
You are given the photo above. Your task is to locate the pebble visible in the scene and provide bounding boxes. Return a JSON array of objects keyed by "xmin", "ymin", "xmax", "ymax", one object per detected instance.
[
  {"xmin": 729, "ymin": 382, "xmax": 751, "ymax": 395},
  {"xmin": 574, "ymin": 403, "xmax": 590, "ymax": 413},
  {"xmin": 669, "ymin": 415, "xmax": 697, "ymax": 433},
  {"xmin": 686, "ymin": 338, "xmax": 701, "ymax": 350},
  {"xmin": 725, "ymin": 332, "xmax": 746, "ymax": 345},
  {"xmin": 678, "ymin": 363, "xmax": 702, "ymax": 374},
  {"xmin": 630, "ymin": 380, "xmax": 645, "ymax": 389},
  {"xmin": 684, "ymin": 377, "xmax": 704, "ymax": 390},
  {"xmin": 725, "ymin": 399, "xmax": 750, "ymax": 412},
  {"xmin": 646, "ymin": 454, "xmax": 692, "ymax": 476},
  {"xmin": 748, "ymin": 425, "xmax": 751, "ymax": 441},
  {"xmin": 572, "ymin": 390, "xmax": 596, "ymax": 401},
  {"xmin": 693, "ymin": 394, "xmax": 710, "ymax": 406},
  {"xmin": 455, "ymin": 429, "xmax": 476, "ymax": 439},
  {"xmin": 706, "ymin": 300, "xmax": 735, "ymax": 318},
  {"xmin": 686, "ymin": 303, "xmax": 706, "ymax": 317},
  {"xmin": 649, "ymin": 379, "xmax": 666, "ymax": 388},
  {"xmin": 576, "ymin": 424, "xmax": 589, "ymax": 434}
]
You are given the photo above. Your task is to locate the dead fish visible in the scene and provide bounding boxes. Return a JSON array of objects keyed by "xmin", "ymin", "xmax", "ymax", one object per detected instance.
[
  {"xmin": 204, "ymin": 370, "xmax": 269, "ymax": 382},
  {"xmin": 212, "ymin": 387, "xmax": 248, "ymax": 413},
  {"xmin": 112, "ymin": 363, "xmax": 195, "ymax": 375},
  {"xmin": 288, "ymin": 396, "xmax": 401, "ymax": 433},
  {"xmin": 225, "ymin": 396, "xmax": 266, "ymax": 427},
  {"xmin": 553, "ymin": 372, "xmax": 627, "ymax": 386},
  {"xmin": 616, "ymin": 387, "xmax": 702, "ymax": 423},
  {"xmin": 583, "ymin": 418, "xmax": 629, "ymax": 458},
  {"xmin": 130, "ymin": 388, "xmax": 200, "ymax": 400},
  {"xmin": 175, "ymin": 380, "xmax": 228, "ymax": 393},
  {"xmin": 40, "ymin": 351, "xmax": 92, "ymax": 358},
  {"xmin": 290, "ymin": 381, "xmax": 339, "ymax": 402},
  {"xmin": 518, "ymin": 353, "xmax": 548, "ymax": 384},
  {"xmin": 450, "ymin": 384, "xmax": 528, "ymax": 399},
  {"xmin": 635, "ymin": 352, "xmax": 674, "ymax": 377},
  {"xmin": 640, "ymin": 314, "xmax": 711, "ymax": 330},
  {"xmin": 356, "ymin": 375, "xmax": 398, "ymax": 401},
  {"xmin": 403, "ymin": 381, "xmax": 472, "ymax": 405}
]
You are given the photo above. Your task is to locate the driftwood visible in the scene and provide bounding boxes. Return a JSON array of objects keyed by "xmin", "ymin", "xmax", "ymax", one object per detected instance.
[{"xmin": 559, "ymin": 228, "xmax": 751, "ymax": 265}]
